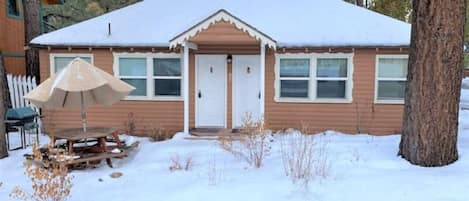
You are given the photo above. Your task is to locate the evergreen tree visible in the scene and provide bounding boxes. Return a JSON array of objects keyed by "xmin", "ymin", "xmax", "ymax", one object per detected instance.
[
  {"xmin": 344, "ymin": 0, "xmax": 370, "ymax": 7},
  {"xmin": 23, "ymin": 0, "xmax": 41, "ymax": 80},
  {"xmin": 399, "ymin": 0, "xmax": 465, "ymax": 167},
  {"xmin": 0, "ymin": 55, "xmax": 8, "ymax": 159},
  {"xmin": 43, "ymin": 0, "xmax": 140, "ymax": 32},
  {"xmin": 370, "ymin": 0, "xmax": 412, "ymax": 22}
]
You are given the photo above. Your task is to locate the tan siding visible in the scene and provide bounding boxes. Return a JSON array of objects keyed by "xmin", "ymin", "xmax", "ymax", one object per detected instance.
[
  {"xmin": 0, "ymin": 0, "xmax": 26, "ymax": 75},
  {"xmin": 40, "ymin": 49, "xmax": 184, "ymax": 134},
  {"xmin": 189, "ymin": 21, "xmax": 258, "ymax": 45},
  {"xmin": 3, "ymin": 56, "xmax": 25, "ymax": 74},
  {"xmin": 265, "ymin": 48, "xmax": 406, "ymax": 135},
  {"xmin": 39, "ymin": 47, "xmax": 407, "ymax": 135}
]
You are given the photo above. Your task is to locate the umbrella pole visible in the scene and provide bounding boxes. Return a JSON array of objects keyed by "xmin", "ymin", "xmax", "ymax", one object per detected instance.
[{"xmin": 81, "ymin": 92, "xmax": 88, "ymax": 145}]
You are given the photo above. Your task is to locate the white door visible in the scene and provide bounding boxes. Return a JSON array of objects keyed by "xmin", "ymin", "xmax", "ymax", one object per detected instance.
[
  {"xmin": 196, "ymin": 55, "xmax": 226, "ymax": 128},
  {"xmin": 233, "ymin": 55, "xmax": 261, "ymax": 128}
]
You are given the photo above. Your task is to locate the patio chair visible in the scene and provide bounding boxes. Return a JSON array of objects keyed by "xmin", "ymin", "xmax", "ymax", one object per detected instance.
[{"xmin": 4, "ymin": 107, "xmax": 40, "ymax": 150}]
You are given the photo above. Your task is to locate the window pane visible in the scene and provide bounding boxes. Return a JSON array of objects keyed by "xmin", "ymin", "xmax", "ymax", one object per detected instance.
[
  {"xmin": 317, "ymin": 80, "xmax": 346, "ymax": 98},
  {"xmin": 122, "ymin": 79, "xmax": 146, "ymax": 96},
  {"xmin": 119, "ymin": 58, "xmax": 146, "ymax": 76},
  {"xmin": 280, "ymin": 59, "xmax": 310, "ymax": 77},
  {"xmin": 7, "ymin": 0, "xmax": 20, "ymax": 16},
  {"xmin": 378, "ymin": 58, "xmax": 408, "ymax": 78},
  {"xmin": 280, "ymin": 80, "xmax": 308, "ymax": 98},
  {"xmin": 317, "ymin": 58, "xmax": 347, "ymax": 77},
  {"xmin": 154, "ymin": 79, "xmax": 181, "ymax": 96},
  {"xmin": 54, "ymin": 57, "xmax": 92, "ymax": 73},
  {"xmin": 154, "ymin": 58, "xmax": 181, "ymax": 76},
  {"xmin": 377, "ymin": 81, "xmax": 406, "ymax": 100}
]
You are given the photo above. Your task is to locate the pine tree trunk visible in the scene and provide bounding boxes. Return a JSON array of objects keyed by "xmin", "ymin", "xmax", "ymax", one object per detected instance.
[
  {"xmin": 23, "ymin": 0, "xmax": 41, "ymax": 82},
  {"xmin": 399, "ymin": 0, "xmax": 466, "ymax": 167},
  {"xmin": 0, "ymin": 55, "xmax": 8, "ymax": 159},
  {"xmin": 356, "ymin": 0, "xmax": 364, "ymax": 7}
]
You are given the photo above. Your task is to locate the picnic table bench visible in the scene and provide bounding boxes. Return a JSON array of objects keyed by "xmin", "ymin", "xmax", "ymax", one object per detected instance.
[{"xmin": 48, "ymin": 127, "xmax": 127, "ymax": 168}]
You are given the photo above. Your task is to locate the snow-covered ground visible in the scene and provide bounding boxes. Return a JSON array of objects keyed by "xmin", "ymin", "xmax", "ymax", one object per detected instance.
[{"xmin": 2, "ymin": 97, "xmax": 469, "ymax": 201}]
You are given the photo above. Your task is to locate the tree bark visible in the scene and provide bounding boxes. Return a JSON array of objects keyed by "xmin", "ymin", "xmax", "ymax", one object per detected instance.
[
  {"xmin": 356, "ymin": 0, "xmax": 364, "ymax": 7},
  {"xmin": 399, "ymin": 0, "xmax": 465, "ymax": 166},
  {"xmin": 0, "ymin": 55, "xmax": 8, "ymax": 159},
  {"xmin": 23, "ymin": 0, "xmax": 41, "ymax": 83}
]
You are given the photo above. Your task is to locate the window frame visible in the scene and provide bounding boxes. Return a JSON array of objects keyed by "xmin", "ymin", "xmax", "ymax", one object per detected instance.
[
  {"xmin": 278, "ymin": 57, "xmax": 311, "ymax": 99},
  {"xmin": 374, "ymin": 54, "xmax": 409, "ymax": 104},
  {"xmin": 49, "ymin": 53, "xmax": 94, "ymax": 75},
  {"xmin": 6, "ymin": 0, "xmax": 22, "ymax": 19},
  {"xmin": 113, "ymin": 52, "xmax": 183, "ymax": 101},
  {"xmin": 275, "ymin": 53, "xmax": 354, "ymax": 103},
  {"xmin": 153, "ymin": 58, "xmax": 183, "ymax": 97}
]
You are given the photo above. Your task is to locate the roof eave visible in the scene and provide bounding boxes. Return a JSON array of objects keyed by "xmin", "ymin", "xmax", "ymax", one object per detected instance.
[{"xmin": 169, "ymin": 9, "xmax": 277, "ymax": 49}]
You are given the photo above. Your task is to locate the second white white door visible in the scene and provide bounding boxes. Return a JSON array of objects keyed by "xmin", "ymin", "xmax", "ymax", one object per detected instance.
[{"xmin": 233, "ymin": 55, "xmax": 261, "ymax": 128}]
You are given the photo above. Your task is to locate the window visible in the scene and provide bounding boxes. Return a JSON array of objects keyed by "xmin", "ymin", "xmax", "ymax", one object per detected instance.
[
  {"xmin": 154, "ymin": 58, "xmax": 182, "ymax": 96},
  {"xmin": 279, "ymin": 59, "xmax": 310, "ymax": 98},
  {"xmin": 276, "ymin": 53, "xmax": 353, "ymax": 103},
  {"xmin": 119, "ymin": 58, "xmax": 147, "ymax": 96},
  {"xmin": 50, "ymin": 54, "xmax": 93, "ymax": 74},
  {"xmin": 375, "ymin": 55, "xmax": 408, "ymax": 104},
  {"xmin": 316, "ymin": 58, "xmax": 348, "ymax": 98},
  {"xmin": 7, "ymin": 0, "xmax": 21, "ymax": 18},
  {"xmin": 114, "ymin": 53, "xmax": 183, "ymax": 100}
]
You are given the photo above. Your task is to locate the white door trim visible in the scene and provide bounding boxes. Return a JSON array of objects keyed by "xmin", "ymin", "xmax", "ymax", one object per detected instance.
[
  {"xmin": 195, "ymin": 54, "xmax": 227, "ymax": 128},
  {"xmin": 232, "ymin": 55, "xmax": 261, "ymax": 128}
]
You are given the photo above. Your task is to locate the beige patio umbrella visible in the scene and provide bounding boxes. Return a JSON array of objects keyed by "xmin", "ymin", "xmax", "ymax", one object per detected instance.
[{"xmin": 24, "ymin": 58, "xmax": 135, "ymax": 132}]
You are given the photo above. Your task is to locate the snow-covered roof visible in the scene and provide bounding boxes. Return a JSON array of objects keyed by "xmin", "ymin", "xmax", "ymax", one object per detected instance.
[{"xmin": 31, "ymin": 0, "xmax": 411, "ymax": 48}]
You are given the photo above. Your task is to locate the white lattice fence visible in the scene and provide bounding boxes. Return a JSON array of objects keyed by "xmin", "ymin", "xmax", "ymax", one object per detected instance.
[{"xmin": 6, "ymin": 74, "xmax": 42, "ymax": 131}]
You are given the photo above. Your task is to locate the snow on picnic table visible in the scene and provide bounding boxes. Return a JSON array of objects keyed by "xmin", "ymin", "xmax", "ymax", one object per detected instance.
[{"xmin": 2, "ymin": 100, "xmax": 469, "ymax": 200}]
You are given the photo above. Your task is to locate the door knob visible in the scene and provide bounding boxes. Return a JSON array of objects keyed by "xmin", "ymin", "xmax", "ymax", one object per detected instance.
[
  {"xmin": 258, "ymin": 91, "xmax": 261, "ymax": 99},
  {"xmin": 198, "ymin": 90, "xmax": 202, "ymax": 98}
]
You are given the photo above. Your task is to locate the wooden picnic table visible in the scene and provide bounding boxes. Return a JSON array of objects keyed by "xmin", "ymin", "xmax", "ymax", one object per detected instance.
[{"xmin": 48, "ymin": 127, "xmax": 124, "ymax": 168}]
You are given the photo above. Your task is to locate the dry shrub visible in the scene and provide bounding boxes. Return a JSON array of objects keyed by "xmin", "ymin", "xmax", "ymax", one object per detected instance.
[
  {"xmin": 280, "ymin": 131, "xmax": 314, "ymax": 186},
  {"xmin": 10, "ymin": 144, "xmax": 73, "ymax": 201},
  {"xmin": 169, "ymin": 154, "xmax": 194, "ymax": 172},
  {"xmin": 123, "ymin": 112, "xmax": 137, "ymax": 135},
  {"xmin": 280, "ymin": 129, "xmax": 331, "ymax": 187},
  {"xmin": 350, "ymin": 148, "xmax": 362, "ymax": 163},
  {"xmin": 219, "ymin": 114, "xmax": 272, "ymax": 168},
  {"xmin": 207, "ymin": 154, "xmax": 224, "ymax": 186},
  {"xmin": 313, "ymin": 133, "xmax": 331, "ymax": 180},
  {"xmin": 149, "ymin": 128, "xmax": 175, "ymax": 142}
]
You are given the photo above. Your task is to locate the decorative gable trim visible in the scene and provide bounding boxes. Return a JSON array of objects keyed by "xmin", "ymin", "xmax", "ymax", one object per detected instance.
[{"xmin": 169, "ymin": 9, "xmax": 276, "ymax": 49}]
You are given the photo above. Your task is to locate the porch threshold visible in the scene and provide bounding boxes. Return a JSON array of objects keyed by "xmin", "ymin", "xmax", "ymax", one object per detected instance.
[{"xmin": 190, "ymin": 128, "xmax": 239, "ymax": 137}]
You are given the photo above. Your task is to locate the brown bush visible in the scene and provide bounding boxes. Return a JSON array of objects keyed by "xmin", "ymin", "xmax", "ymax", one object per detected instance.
[
  {"xmin": 219, "ymin": 113, "xmax": 272, "ymax": 168},
  {"xmin": 123, "ymin": 112, "xmax": 137, "ymax": 135},
  {"xmin": 169, "ymin": 154, "xmax": 194, "ymax": 172},
  {"xmin": 280, "ymin": 129, "xmax": 331, "ymax": 187},
  {"xmin": 10, "ymin": 144, "xmax": 73, "ymax": 201},
  {"xmin": 148, "ymin": 128, "xmax": 175, "ymax": 142}
]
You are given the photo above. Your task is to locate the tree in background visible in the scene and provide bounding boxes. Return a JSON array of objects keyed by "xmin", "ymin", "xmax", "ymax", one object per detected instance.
[
  {"xmin": 399, "ymin": 0, "xmax": 465, "ymax": 166},
  {"xmin": 344, "ymin": 0, "xmax": 412, "ymax": 22},
  {"xmin": 344, "ymin": 0, "xmax": 369, "ymax": 7},
  {"xmin": 23, "ymin": 0, "xmax": 41, "ymax": 81},
  {"xmin": 43, "ymin": 0, "xmax": 140, "ymax": 32},
  {"xmin": 0, "ymin": 55, "xmax": 8, "ymax": 159},
  {"xmin": 370, "ymin": 0, "xmax": 412, "ymax": 22},
  {"xmin": 464, "ymin": 0, "xmax": 469, "ymax": 69}
]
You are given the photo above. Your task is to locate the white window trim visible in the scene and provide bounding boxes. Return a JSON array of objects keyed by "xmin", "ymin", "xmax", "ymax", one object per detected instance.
[
  {"xmin": 49, "ymin": 53, "xmax": 94, "ymax": 76},
  {"xmin": 374, "ymin": 54, "xmax": 408, "ymax": 105},
  {"xmin": 113, "ymin": 52, "xmax": 184, "ymax": 101},
  {"xmin": 274, "ymin": 53, "xmax": 354, "ymax": 104}
]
